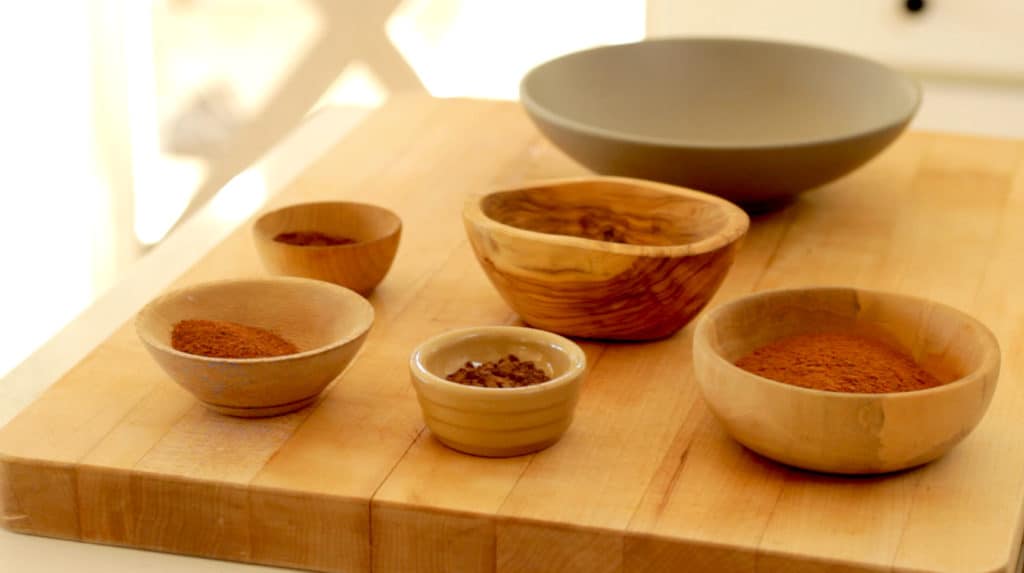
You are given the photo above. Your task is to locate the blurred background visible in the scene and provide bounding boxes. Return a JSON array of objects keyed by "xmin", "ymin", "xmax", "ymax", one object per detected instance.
[{"xmin": 1, "ymin": 0, "xmax": 1022, "ymax": 379}]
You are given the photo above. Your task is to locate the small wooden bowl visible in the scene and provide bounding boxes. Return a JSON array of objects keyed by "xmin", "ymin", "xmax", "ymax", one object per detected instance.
[
  {"xmin": 693, "ymin": 287, "xmax": 1001, "ymax": 474},
  {"xmin": 252, "ymin": 201, "xmax": 402, "ymax": 295},
  {"xmin": 136, "ymin": 277, "xmax": 374, "ymax": 417},
  {"xmin": 463, "ymin": 176, "xmax": 749, "ymax": 340},
  {"xmin": 409, "ymin": 326, "xmax": 587, "ymax": 457}
]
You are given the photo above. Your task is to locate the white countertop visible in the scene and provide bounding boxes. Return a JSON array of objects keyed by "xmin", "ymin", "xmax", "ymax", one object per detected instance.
[{"xmin": 3, "ymin": 84, "xmax": 1024, "ymax": 572}]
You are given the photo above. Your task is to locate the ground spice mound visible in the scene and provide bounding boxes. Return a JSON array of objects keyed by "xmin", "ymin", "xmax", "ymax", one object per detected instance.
[
  {"xmin": 735, "ymin": 332, "xmax": 942, "ymax": 393},
  {"xmin": 445, "ymin": 354, "xmax": 551, "ymax": 388},
  {"xmin": 171, "ymin": 319, "xmax": 299, "ymax": 359},
  {"xmin": 273, "ymin": 230, "xmax": 356, "ymax": 246}
]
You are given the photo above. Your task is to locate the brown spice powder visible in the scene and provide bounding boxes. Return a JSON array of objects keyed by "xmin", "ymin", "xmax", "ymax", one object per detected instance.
[
  {"xmin": 274, "ymin": 231, "xmax": 356, "ymax": 246},
  {"xmin": 735, "ymin": 332, "xmax": 942, "ymax": 394},
  {"xmin": 171, "ymin": 319, "xmax": 299, "ymax": 359},
  {"xmin": 446, "ymin": 354, "xmax": 551, "ymax": 388}
]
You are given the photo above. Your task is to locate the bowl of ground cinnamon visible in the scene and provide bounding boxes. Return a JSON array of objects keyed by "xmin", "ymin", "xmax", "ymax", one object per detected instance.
[
  {"xmin": 409, "ymin": 326, "xmax": 587, "ymax": 457},
  {"xmin": 692, "ymin": 287, "xmax": 1000, "ymax": 474},
  {"xmin": 136, "ymin": 277, "xmax": 374, "ymax": 417},
  {"xmin": 253, "ymin": 201, "xmax": 401, "ymax": 295}
]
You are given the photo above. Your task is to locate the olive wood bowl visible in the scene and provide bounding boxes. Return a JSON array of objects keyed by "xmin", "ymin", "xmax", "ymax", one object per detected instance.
[
  {"xmin": 693, "ymin": 287, "xmax": 1000, "ymax": 474},
  {"xmin": 136, "ymin": 277, "xmax": 374, "ymax": 417},
  {"xmin": 463, "ymin": 176, "xmax": 749, "ymax": 340},
  {"xmin": 253, "ymin": 201, "xmax": 402, "ymax": 295},
  {"xmin": 409, "ymin": 326, "xmax": 587, "ymax": 457}
]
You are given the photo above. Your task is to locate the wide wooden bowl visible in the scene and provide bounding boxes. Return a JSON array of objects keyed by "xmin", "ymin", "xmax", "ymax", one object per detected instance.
[
  {"xmin": 693, "ymin": 287, "xmax": 1001, "ymax": 474},
  {"xmin": 409, "ymin": 326, "xmax": 587, "ymax": 457},
  {"xmin": 136, "ymin": 277, "xmax": 374, "ymax": 417},
  {"xmin": 463, "ymin": 176, "xmax": 749, "ymax": 340},
  {"xmin": 521, "ymin": 38, "xmax": 921, "ymax": 208},
  {"xmin": 253, "ymin": 201, "xmax": 402, "ymax": 295}
]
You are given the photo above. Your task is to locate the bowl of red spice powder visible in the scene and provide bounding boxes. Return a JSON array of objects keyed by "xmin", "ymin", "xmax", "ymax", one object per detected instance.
[
  {"xmin": 252, "ymin": 201, "xmax": 401, "ymax": 295},
  {"xmin": 409, "ymin": 326, "xmax": 587, "ymax": 457},
  {"xmin": 136, "ymin": 277, "xmax": 374, "ymax": 417},
  {"xmin": 692, "ymin": 287, "xmax": 1000, "ymax": 474}
]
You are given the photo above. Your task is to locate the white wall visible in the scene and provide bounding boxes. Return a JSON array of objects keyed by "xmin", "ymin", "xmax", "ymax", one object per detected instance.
[
  {"xmin": 646, "ymin": 0, "xmax": 1024, "ymax": 80},
  {"xmin": 0, "ymin": 2, "xmax": 118, "ymax": 377},
  {"xmin": 646, "ymin": 0, "xmax": 1024, "ymax": 139}
]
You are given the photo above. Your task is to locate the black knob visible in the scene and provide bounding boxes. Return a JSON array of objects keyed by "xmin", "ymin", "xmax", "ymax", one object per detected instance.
[{"xmin": 905, "ymin": 0, "xmax": 926, "ymax": 13}]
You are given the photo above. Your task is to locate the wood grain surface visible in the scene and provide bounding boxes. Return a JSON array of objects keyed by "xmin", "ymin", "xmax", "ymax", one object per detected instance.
[
  {"xmin": 692, "ymin": 287, "xmax": 1000, "ymax": 474},
  {"xmin": 462, "ymin": 178, "xmax": 748, "ymax": 340},
  {"xmin": 1, "ymin": 96, "xmax": 1023, "ymax": 573},
  {"xmin": 252, "ymin": 201, "xmax": 402, "ymax": 295}
]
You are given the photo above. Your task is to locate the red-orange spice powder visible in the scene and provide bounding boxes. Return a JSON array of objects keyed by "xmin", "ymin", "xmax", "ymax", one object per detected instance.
[
  {"xmin": 171, "ymin": 319, "xmax": 298, "ymax": 359},
  {"xmin": 735, "ymin": 332, "xmax": 942, "ymax": 393}
]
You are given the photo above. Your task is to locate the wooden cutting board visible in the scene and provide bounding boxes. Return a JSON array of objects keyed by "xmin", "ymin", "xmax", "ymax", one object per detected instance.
[{"xmin": 2, "ymin": 96, "xmax": 1023, "ymax": 573}]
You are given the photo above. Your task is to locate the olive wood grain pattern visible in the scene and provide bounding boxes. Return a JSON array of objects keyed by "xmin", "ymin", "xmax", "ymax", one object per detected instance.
[
  {"xmin": 1, "ymin": 96, "xmax": 1023, "ymax": 573},
  {"xmin": 463, "ymin": 177, "xmax": 749, "ymax": 340}
]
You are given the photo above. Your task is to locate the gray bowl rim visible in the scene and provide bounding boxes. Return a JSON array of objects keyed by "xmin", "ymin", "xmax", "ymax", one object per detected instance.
[{"xmin": 520, "ymin": 37, "xmax": 923, "ymax": 151}]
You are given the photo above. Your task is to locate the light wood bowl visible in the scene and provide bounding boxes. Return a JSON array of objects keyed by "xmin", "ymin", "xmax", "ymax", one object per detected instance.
[
  {"xmin": 252, "ymin": 201, "xmax": 401, "ymax": 295},
  {"xmin": 136, "ymin": 277, "xmax": 374, "ymax": 417},
  {"xmin": 409, "ymin": 326, "xmax": 587, "ymax": 457},
  {"xmin": 693, "ymin": 287, "xmax": 1001, "ymax": 474},
  {"xmin": 463, "ymin": 176, "xmax": 749, "ymax": 340}
]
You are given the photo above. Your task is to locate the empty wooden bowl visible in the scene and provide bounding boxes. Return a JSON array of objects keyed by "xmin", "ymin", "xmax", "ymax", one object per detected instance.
[
  {"xmin": 693, "ymin": 287, "xmax": 1001, "ymax": 474},
  {"xmin": 463, "ymin": 176, "xmax": 749, "ymax": 340},
  {"xmin": 521, "ymin": 38, "xmax": 921, "ymax": 207},
  {"xmin": 409, "ymin": 326, "xmax": 587, "ymax": 457},
  {"xmin": 253, "ymin": 201, "xmax": 402, "ymax": 295},
  {"xmin": 136, "ymin": 277, "xmax": 374, "ymax": 417}
]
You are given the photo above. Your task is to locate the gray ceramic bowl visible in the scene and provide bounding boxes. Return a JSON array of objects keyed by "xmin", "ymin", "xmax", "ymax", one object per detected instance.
[{"xmin": 521, "ymin": 38, "xmax": 921, "ymax": 208}]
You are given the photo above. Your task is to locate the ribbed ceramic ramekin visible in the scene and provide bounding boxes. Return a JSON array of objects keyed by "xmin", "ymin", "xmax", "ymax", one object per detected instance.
[{"xmin": 409, "ymin": 326, "xmax": 587, "ymax": 457}]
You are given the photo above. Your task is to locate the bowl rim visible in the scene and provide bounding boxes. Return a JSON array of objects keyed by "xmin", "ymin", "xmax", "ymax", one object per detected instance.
[
  {"xmin": 693, "ymin": 286, "xmax": 1001, "ymax": 399},
  {"xmin": 409, "ymin": 325, "xmax": 587, "ymax": 396},
  {"xmin": 252, "ymin": 200, "xmax": 402, "ymax": 250},
  {"xmin": 464, "ymin": 175, "xmax": 749, "ymax": 257},
  {"xmin": 135, "ymin": 276, "xmax": 375, "ymax": 364},
  {"xmin": 520, "ymin": 36, "xmax": 923, "ymax": 151}
]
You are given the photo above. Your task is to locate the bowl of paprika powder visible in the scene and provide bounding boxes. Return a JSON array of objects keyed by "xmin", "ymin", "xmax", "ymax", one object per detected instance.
[
  {"xmin": 692, "ymin": 287, "xmax": 1000, "ymax": 474},
  {"xmin": 136, "ymin": 276, "xmax": 374, "ymax": 417}
]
